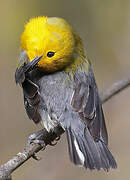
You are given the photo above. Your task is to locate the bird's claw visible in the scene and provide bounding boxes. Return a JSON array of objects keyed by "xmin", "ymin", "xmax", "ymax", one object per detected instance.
[
  {"xmin": 26, "ymin": 130, "xmax": 46, "ymax": 160},
  {"xmin": 26, "ymin": 130, "xmax": 61, "ymax": 157},
  {"xmin": 26, "ymin": 129, "xmax": 46, "ymax": 150}
]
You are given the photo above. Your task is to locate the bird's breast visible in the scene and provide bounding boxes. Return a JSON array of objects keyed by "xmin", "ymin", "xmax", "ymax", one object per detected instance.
[{"xmin": 36, "ymin": 71, "xmax": 74, "ymax": 131}]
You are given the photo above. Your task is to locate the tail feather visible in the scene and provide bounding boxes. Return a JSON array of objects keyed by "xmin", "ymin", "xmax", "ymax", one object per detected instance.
[
  {"xmin": 66, "ymin": 128, "xmax": 83, "ymax": 166},
  {"xmin": 97, "ymin": 142, "xmax": 110, "ymax": 170},
  {"xmin": 101, "ymin": 142, "xmax": 117, "ymax": 169},
  {"xmin": 66, "ymin": 127, "xmax": 117, "ymax": 171}
]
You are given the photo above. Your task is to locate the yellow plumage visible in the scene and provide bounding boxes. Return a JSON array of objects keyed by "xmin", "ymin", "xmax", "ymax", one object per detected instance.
[{"xmin": 21, "ymin": 16, "xmax": 88, "ymax": 73}]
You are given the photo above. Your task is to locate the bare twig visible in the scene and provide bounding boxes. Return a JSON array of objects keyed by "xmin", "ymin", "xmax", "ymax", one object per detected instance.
[
  {"xmin": 0, "ymin": 76, "xmax": 130, "ymax": 180},
  {"xmin": 0, "ymin": 126, "xmax": 64, "ymax": 180},
  {"xmin": 100, "ymin": 76, "xmax": 130, "ymax": 103}
]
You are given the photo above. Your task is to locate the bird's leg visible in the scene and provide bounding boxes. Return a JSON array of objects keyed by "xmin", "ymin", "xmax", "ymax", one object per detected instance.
[
  {"xmin": 26, "ymin": 126, "xmax": 64, "ymax": 160},
  {"xmin": 26, "ymin": 129, "xmax": 46, "ymax": 160},
  {"xmin": 26, "ymin": 129, "xmax": 46, "ymax": 150}
]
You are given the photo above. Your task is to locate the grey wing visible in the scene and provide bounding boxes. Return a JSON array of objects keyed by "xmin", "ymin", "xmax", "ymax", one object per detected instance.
[
  {"xmin": 71, "ymin": 68, "xmax": 108, "ymax": 145},
  {"xmin": 22, "ymin": 79, "xmax": 41, "ymax": 124},
  {"xmin": 65, "ymin": 67, "xmax": 117, "ymax": 170}
]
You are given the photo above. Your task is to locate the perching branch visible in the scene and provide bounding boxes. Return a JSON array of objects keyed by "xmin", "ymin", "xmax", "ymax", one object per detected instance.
[
  {"xmin": 0, "ymin": 76, "xmax": 130, "ymax": 180},
  {"xmin": 100, "ymin": 76, "xmax": 130, "ymax": 103}
]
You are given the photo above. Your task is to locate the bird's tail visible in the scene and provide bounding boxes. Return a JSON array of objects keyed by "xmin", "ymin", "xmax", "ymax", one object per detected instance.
[{"xmin": 66, "ymin": 127, "xmax": 117, "ymax": 171}]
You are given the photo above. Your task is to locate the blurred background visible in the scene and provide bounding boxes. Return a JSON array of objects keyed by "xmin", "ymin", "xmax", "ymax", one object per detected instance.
[{"xmin": 0, "ymin": 0, "xmax": 130, "ymax": 179}]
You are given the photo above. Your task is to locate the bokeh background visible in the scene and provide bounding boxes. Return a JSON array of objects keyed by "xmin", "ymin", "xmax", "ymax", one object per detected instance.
[{"xmin": 0, "ymin": 0, "xmax": 130, "ymax": 179}]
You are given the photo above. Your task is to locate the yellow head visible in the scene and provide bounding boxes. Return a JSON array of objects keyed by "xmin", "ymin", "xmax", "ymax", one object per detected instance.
[{"xmin": 21, "ymin": 16, "xmax": 82, "ymax": 72}]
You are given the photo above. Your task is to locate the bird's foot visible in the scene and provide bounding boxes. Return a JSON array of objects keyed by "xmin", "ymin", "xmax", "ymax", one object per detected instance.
[
  {"xmin": 26, "ymin": 129, "xmax": 46, "ymax": 150},
  {"xmin": 26, "ymin": 129, "xmax": 46, "ymax": 160},
  {"xmin": 25, "ymin": 129, "xmax": 61, "ymax": 159}
]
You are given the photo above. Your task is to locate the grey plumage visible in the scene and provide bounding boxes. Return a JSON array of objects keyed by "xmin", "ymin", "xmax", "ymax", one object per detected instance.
[{"xmin": 15, "ymin": 60, "xmax": 117, "ymax": 170}]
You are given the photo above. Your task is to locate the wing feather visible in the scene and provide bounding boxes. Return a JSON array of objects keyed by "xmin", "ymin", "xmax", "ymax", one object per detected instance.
[
  {"xmin": 71, "ymin": 68, "xmax": 108, "ymax": 145},
  {"xmin": 22, "ymin": 79, "xmax": 41, "ymax": 123}
]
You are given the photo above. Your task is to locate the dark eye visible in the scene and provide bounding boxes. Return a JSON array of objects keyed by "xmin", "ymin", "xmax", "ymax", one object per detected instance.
[{"xmin": 47, "ymin": 51, "xmax": 55, "ymax": 58}]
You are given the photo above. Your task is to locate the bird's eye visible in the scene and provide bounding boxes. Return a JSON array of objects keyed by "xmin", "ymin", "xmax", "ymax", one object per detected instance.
[{"xmin": 47, "ymin": 51, "xmax": 55, "ymax": 58}]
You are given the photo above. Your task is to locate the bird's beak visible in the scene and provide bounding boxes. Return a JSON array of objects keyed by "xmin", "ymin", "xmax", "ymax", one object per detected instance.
[
  {"xmin": 24, "ymin": 55, "xmax": 43, "ymax": 73},
  {"xmin": 15, "ymin": 55, "xmax": 43, "ymax": 84}
]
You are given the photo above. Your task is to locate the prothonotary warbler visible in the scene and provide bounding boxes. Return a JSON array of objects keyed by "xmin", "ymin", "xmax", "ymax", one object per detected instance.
[{"xmin": 15, "ymin": 16, "xmax": 117, "ymax": 171}]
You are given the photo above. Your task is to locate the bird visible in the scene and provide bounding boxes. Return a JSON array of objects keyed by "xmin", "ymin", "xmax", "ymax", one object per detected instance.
[{"xmin": 15, "ymin": 16, "xmax": 117, "ymax": 171}]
